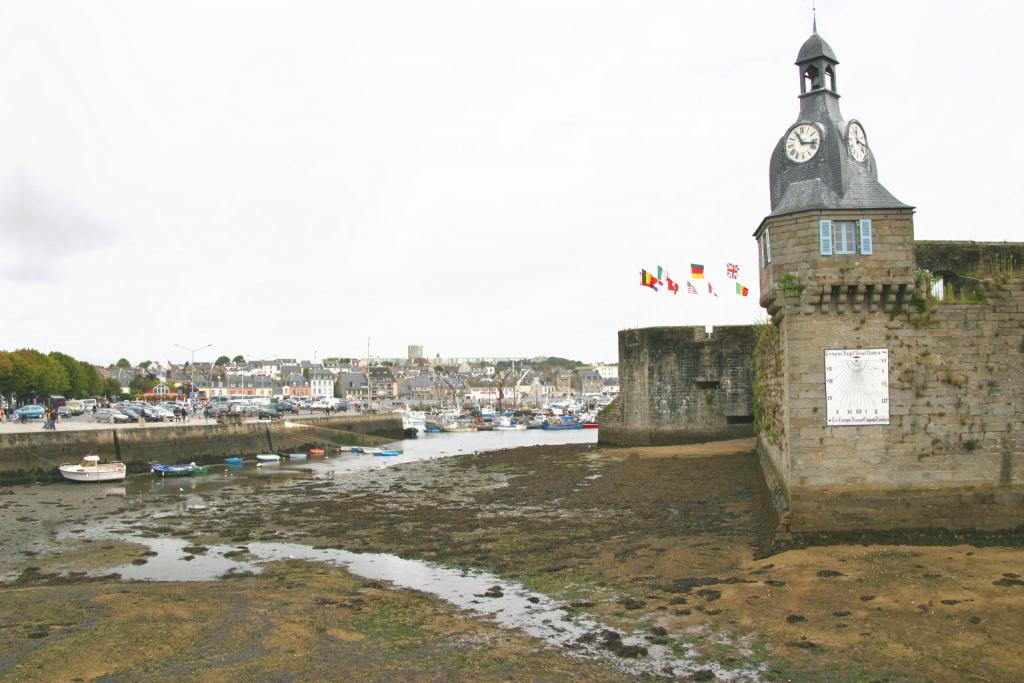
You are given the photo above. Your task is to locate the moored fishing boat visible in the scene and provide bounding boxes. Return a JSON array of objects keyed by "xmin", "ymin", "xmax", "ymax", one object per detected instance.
[
  {"xmin": 541, "ymin": 416, "xmax": 583, "ymax": 430},
  {"xmin": 224, "ymin": 457, "xmax": 244, "ymax": 464},
  {"xmin": 151, "ymin": 463, "xmax": 209, "ymax": 477},
  {"xmin": 256, "ymin": 454, "xmax": 281, "ymax": 463},
  {"xmin": 309, "ymin": 448, "xmax": 325, "ymax": 457},
  {"xmin": 374, "ymin": 450, "xmax": 401, "ymax": 457},
  {"xmin": 288, "ymin": 453, "xmax": 307, "ymax": 460},
  {"xmin": 59, "ymin": 455, "xmax": 126, "ymax": 483}
]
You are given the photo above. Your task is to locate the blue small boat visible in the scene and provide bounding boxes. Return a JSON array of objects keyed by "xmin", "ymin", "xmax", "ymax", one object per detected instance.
[
  {"xmin": 224, "ymin": 457, "xmax": 244, "ymax": 464},
  {"xmin": 374, "ymin": 450, "xmax": 401, "ymax": 457},
  {"xmin": 152, "ymin": 463, "xmax": 208, "ymax": 476},
  {"xmin": 424, "ymin": 427, "xmax": 443, "ymax": 433}
]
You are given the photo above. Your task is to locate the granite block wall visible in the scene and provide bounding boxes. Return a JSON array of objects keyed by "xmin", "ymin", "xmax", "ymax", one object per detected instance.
[{"xmin": 600, "ymin": 325, "xmax": 757, "ymax": 446}]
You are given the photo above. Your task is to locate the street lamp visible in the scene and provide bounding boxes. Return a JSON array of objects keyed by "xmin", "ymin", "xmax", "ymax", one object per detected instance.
[{"xmin": 175, "ymin": 343, "xmax": 211, "ymax": 401}]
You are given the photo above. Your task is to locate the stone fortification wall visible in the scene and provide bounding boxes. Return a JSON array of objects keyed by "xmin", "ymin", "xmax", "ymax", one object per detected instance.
[
  {"xmin": 600, "ymin": 325, "xmax": 756, "ymax": 446},
  {"xmin": 915, "ymin": 241, "xmax": 1024, "ymax": 276},
  {"xmin": 757, "ymin": 274, "xmax": 1024, "ymax": 534},
  {"xmin": 0, "ymin": 414, "xmax": 403, "ymax": 484}
]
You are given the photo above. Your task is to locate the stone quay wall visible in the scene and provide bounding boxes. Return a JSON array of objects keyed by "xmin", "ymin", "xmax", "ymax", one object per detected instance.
[
  {"xmin": 0, "ymin": 414, "xmax": 404, "ymax": 484},
  {"xmin": 600, "ymin": 325, "xmax": 757, "ymax": 446},
  {"xmin": 757, "ymin": 275, "xmax": 1024, "ymax": 535}
]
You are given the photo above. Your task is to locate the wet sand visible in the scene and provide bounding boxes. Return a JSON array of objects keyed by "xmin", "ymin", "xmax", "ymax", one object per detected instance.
[{"xmin": 2, "ymin": 438, "xmax": 1023, "ymax": 681}]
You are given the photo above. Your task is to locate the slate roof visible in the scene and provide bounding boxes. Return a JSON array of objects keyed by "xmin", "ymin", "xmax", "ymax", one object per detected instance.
[
  {"xmin": 796, "ymin": 32, "xmax": 837, "ymax": 63},
  {"xmin": 763, "ymin": 32, "xmax": 911, "ymax": 222}
]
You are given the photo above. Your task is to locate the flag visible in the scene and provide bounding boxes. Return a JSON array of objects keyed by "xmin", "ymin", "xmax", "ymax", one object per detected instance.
[
  {"xmin": 690, "ymin": 264, "xmax": 704, "ymax": 279},
  {"xmin": 708, "ymin": 282, "xmax": 718, "ymax": 297},
  {"xmin": 726, "ymin": 263, "xmax": 739, "ymax": 279},
  {"xmin": 667, "ymin": 277, "xmax": 679, "ymax": 294},
  {"xmin": 687, "ymin": 281, "xmax": 698, "ymax": 295},
  {"xmin": 736, "ymin": 282, "xmax": 749, "ymax": 296},
  {"xmin": 657, "ymin": 266, "xmax": 664, "ymax": 281},
  {"xmin": 641, "ymin": 269, "xmax": 661, "ymax": 291}
]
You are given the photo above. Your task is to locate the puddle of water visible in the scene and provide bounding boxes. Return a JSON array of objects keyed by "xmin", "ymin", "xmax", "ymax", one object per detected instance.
[{"xmin": 61, "ymin": 522, "xmax": 759, "ymax": 680}]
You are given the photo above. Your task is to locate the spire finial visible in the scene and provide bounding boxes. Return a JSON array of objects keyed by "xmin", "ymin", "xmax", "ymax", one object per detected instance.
[{"xmin": 812, "ymin": 1, "xmax": 817, "ymax": 33}]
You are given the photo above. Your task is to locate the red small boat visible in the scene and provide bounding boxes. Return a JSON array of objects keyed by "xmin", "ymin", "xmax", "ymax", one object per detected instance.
[
  {"xmin": 581, "ymin": 422, "xmax": 599, "ymax": 429},
  {"xmin": 309, "ymin": 448, "xmax": 325, "ymax": 457}
]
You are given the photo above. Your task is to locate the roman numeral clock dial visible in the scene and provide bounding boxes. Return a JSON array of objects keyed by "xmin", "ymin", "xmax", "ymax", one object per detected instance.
[{"xmin": 784, "ymin": 123, "xmax": 821, "ymax": 163}]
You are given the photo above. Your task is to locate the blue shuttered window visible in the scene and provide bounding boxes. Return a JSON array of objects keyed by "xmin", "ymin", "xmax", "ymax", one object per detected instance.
[
  {"xmin": 764, "ymin": 228, "xmax": 772, "ymax": 264},
  {"xmin": 859, "ymin": 219, "xmax": 873, "ymax": 255},
  {"xmin": 819, "ymin": 219, "xmax": 833, "ymax": 255}
]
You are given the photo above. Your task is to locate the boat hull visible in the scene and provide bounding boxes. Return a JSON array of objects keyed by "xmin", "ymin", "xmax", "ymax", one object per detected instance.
[
  {"xmin": 151, "ymin": 464, "xmax": 208, "ymax": 476},
  {"xmin": 256, "ymin": 454, "xmax": 281, "ymax": 462},
  {"xmin": 59, "ymin": 463, "xmax": 126, "ymax": 483}
]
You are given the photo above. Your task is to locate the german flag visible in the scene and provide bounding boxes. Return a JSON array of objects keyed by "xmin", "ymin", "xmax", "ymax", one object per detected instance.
[{"xmin": 690, "ymin": 263, "xmax": 704, "ymax": 279}]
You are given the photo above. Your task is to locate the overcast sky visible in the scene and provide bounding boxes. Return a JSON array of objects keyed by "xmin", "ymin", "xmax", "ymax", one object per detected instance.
[{"xmin": 2, "ymin": 1, "xmax": 1020, "ymax": 366}]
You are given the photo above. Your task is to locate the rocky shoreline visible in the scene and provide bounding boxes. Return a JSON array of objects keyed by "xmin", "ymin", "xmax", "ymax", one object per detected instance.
[{"xmin": 2, "ymin": 438, "xmax": 1023, "ymax": 681}]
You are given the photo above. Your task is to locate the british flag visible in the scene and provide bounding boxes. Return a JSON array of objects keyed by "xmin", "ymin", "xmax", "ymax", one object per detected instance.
[{"xmin": 726, "ymin": 263, "xmax": 739, "ymax": 279}]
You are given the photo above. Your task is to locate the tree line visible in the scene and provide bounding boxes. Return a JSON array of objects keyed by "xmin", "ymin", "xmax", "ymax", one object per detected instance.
[{"xmin": 0, "ymin": 349, "xmax": 121, "ymax": 403}]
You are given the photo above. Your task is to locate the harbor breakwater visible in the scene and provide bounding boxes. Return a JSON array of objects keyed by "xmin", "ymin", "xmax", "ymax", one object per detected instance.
[{"xmin": 0, "ymin": 414, "xmax": 404, "ymax": 484}]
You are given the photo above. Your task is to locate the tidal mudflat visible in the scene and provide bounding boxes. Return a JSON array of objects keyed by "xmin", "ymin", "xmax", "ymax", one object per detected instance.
[{"xmin": 2, "ymin": 435, "xmax": 1023, "ymax": 681}]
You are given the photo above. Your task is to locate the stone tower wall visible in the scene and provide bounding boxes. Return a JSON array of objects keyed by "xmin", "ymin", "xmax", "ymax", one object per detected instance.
[
  {"xmin": 756, "ymin": 208, "xmax": 916, "ymax": 311},
  {"xmin": 757, "ymin": 272, "xmax": 1024, "ymax": 534},
  {"xmin": 600, "ymin": 325, "xmax": 756, "ymax": 446}
]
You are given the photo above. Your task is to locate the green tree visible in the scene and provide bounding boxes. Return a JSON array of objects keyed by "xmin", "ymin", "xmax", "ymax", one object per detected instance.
[
  {"xmin": 0, "ymin": 352, "xmax": 13, "ymax": 399},
  {"xmin": 129, "ymin": 373, "xmax": 159, "ymax": 396},
  {"xmin": 215, "ymin": 356, "xmax": 230, "ymax": 366},
  {"xmin": 49, "ymin": 352, "xmax": 90, "ymax": 398},
  {"xmin": 115, "ymin": 358, "xmax": 131, "ymax": 368},
  {"xmin": 104, "ymin": 377, "xmax": 123, "ymax": 398},
  {"xmin": 84, "ymin": 363, "xmax": 106, "ymax": 397},
  {"xmin": 8, "ymin": 349, "xmax": 69, "ymax": 398},
  {"xmin": 138, "ymin": 360, "xmax": 152, "ymax": 369},
  {"xmin": 538, "ymin": 356, "xmax": 583, "ymax": 369},
  {"xmin": 232, "ymin": 355, "xmax": 245, "ymax": 364}
]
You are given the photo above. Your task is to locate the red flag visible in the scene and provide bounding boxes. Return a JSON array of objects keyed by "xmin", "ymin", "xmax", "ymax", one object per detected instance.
[
  {"xmin": 667, "ymin": 277, "xmax": 679, "ymax": 294},
  {"xmin": 708, "ymin": 282, "xmax": 718, "ymax": 297},
  {"xmin": 641, "ymin": 269, "xmax": 661, "ymax": 291}
]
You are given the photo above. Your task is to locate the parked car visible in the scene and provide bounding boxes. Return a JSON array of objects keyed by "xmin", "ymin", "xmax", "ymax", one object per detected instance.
[
  {"xmin": 273, "ymin": 401, "xmax": 297, "ymax": 413},
  {"xmin": 153, "ymin": 406, "xmax": 176, "ymax": 421},
  {"xmin": 56, "ymin": 406, "xmax": 72, "ymax": 418},
  {"xmin": 257, "ymin": 407, "xmax": 281, "ymax": 421},
  {"xmin": 95, "ymin": 408, "xmax": 131, "ymax": 423},
  {"xmin": 119, "ymin": 407, "xmax": 141, "ymax": 421},
  {"xmin": 139, "ymin": 406, "xmax": 163, "ymax": 422},
  {"xmin": 14, "ymin": 404, "xmax": 46, "ymax": 420}
]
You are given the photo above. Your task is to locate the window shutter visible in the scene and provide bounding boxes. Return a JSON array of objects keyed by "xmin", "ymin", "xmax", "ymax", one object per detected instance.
[
  {"xmin": 764, "ymin": 228, "xmax": 772, "ymax": 263},
  {"xmin": 819, "ymin": 219, "xmax": 833, "ymax": 255},
  {"xmin": 859, "ymin": 219, "xmax": 873, "ymax": 255}
]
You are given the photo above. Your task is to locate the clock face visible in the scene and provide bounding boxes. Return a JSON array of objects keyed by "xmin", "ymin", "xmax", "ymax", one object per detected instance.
[
  {"xmin": 847, "ymin": 121, "xmax": 868, "ymax": 162},
  {"xmin": 824, "ymin": 348, "xmax": 889, "ymax": 426},
  {"xmin": 784, "ymin": 123, "xmax": 820, "ymax": 163}
]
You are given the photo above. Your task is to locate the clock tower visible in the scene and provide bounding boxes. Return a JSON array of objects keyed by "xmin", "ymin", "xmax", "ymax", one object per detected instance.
[{"xmin": 753, "ymin": 28, "xmax": 922, "ymax": 534}]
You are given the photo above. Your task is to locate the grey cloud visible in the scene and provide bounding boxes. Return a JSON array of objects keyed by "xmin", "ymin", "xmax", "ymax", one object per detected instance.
[{"xmin": 0, "ymin": 175, "xmax": 117, "ymax": 282}]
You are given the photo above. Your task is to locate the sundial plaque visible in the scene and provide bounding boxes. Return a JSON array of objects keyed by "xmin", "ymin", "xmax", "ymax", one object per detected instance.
[{"xmin": 824, "ymin": 348, "xmax": 889, "ymax": 426}]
